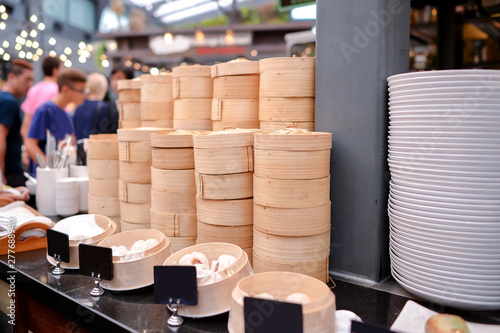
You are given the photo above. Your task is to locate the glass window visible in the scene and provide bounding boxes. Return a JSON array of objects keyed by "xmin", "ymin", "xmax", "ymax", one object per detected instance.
[
  {"xmin": 69, "ymin": 0, "xmax": 95, "ymax": 32},
  {"xmin": 42, "ymin": 0, "xmax": 67, "ymax": 22}
]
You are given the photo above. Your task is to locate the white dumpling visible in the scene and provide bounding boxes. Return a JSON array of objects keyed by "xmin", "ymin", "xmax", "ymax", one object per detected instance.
[
  {"xmin": 285, "ymin": 292, "xmax": 311, "ymax": 304},
  {"xmin": 179, "ymin": 251, "xmax": 209, "ymax": 266},
  {"xmin": 111, "ymin": 245, "xmax": 128, "ymax": 257},
  {"xmin": 144, "ymin": 238, "xmax": 159, "ymax": 249},
  {"xmin": 130, "ymin": 239, "xmax": 147, "ymax": 253},
  {"xmin": 194, "ymin": 263, "xmax": 211, "ymax": 279},
  {"xmin": 199, "ymin": 272, "xmax": 223, "ymax": 286},
  {"xmin": 255, "ymin": 293, "xmax": 274, "ymax": 300},
  {"xmin": 212, "ymin": 254, "xmax": 237, "ymax": 273}
]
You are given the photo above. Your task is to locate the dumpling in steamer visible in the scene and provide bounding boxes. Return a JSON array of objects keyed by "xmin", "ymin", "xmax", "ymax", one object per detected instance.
[
  {"xmin": 285, "ymin": 292, "xmax": 311, "ymax": 304},
  {"xmin": 179, "ymin": 251, "xmax": 210, "ymax": 266},
  {"xmin": 211, "ymin": 254, "xmax": 237, "ymax": 273}
]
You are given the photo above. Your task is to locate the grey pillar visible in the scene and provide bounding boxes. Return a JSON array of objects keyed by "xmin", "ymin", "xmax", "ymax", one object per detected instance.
[{"xmin": 316, "ymin": 0, "xmax": 410, "ymax": 283}]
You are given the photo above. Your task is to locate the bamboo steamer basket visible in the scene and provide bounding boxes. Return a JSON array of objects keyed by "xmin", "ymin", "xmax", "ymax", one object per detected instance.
[
  {"xmin": 173, "ymin": 99, "xmax": 212, "ymax": 119},
  {"xmin": 194, "ymin": 146, "xmax": 253, "ymax": 175},
  {"xmin": 197, "ymin": 223, "xmax": 253, "ymax": 249},
  {"xmin": 169, "ymin": 236, "xmax": 197, "ymax": 252},
  {"xmin": 151, "ymin": 168, "xmax": 196, "ymax": 193},
  {"xmin": 260, "ymin": 57, "xmax": 315, "ymax": 73},
  {"xmin": 260, "ymin": 121, "xmax": 315, "ymax": 131},
  {"xmin": 259, "ymin": 57, "xmax": 315, "ymax": 98},
  {"xmin": 120, "ymin": 219, "xmax": 151, "ymax": 231},
  {"xmin": 173, "ymin": 77, "xmax": 213, "ymax": 99},
  {"xmin": 227, "ymin": 271, "xmax": 335, "ymax": 333},
  {"xmin": 211, "ymin": 59, "xmax": 259, "ymax": 78},
  {"xmin": 109, "ymin": 216, "xmax": 121, "ymax": 231},
  {"xmin": 98, "ymin": 229, "xmax": 172, "ymax": 290},
  {"xmin": 242, "ymin": 247, "xmax": 253, "ymax": 266},
  {"xmin": 163, "ymin": 242, "xmax": 253, "ymax": 318},
  {"xmin": 141, "ymin": 73, "xmax": 173, "ymax": 102},
  {"xmin": 193, "ymin": 128, "xmax": 256, "ymax": 149},
  {"xmin": 196, "ymin": 172, "xmax": 253, "ymax": 200},
  {"xmin": 120, "ymin": 201, "xmax": 151, "ymax": 223},
  {"xmin": 119, "ymin": 141, "xmax": 152, "ymax": 162},
  {"xmin": 140, "ymin": 102, "xmax": 173, "ymax": 120},
  {"xmin": 117, "ymin": 102, "xmax": 141, "ymax": 121},
  {"xmin": 152, "ymin": 148, "xmax": 194, "ymax": 170},
  {"xmin": 89, "ymin": 178, "xmax": 119, "ymax": 197},
  {"xmin": 254, "ymin": 203, "xmax": 330, "ymax": 236},
  {"xmin": 119, "ymin": 161, "xmax": 151, "ymax": 183},
  {"xmin": 253, "ymin": 175, "xmax": 330, "ymax": 208},
  {"xmin": 212, "ymin": 121, "xmax": 259, "ymax": 131},
  {"xmin": 254, "ymin": 128, "xmax": 332, "ymax": 151},
  {"xmin": 212, "ymin": 99, "xmax": 259, "ymax": 130},
  {"xmin": 117, "ymin": 77, "xmax": 142, "ymax": 90},
  {"xmin": 151, "ymin": 130, "xmax": 203, "ymax": 148},
  {"xmin": 150, "ymin": 209, "xmax": 197, "ymax": 237},
  {"xmin": 47, "ymin": 214, "xmax": 117, "ymax": 269},
  {"xmin": 119, "ymin": 180, "xmax": 151, "ymax": 203},
  {"xmin": 259, "ymin": 97, "xmax": 315, "ymax": 122},
  {"xmin": 87, "ymin": 134, "xmax": 118, "ymax": 160},
  {"xmin": 253, "ymin": 229, "xmax": 330, "ymax": 263},
  {"xmin": 196, "ymin": 197, "xmax": 253, "ymax": 226},
  {"xmin": 88, "ymin": 195, "xmax": 120, "ymax": 216},
  {"xmin": 87, "ymin": 159, "xmax": 119, "ymax": 179},
  {"xmin": 117, "ymin": 78, "xmax": 142, "ymax": 103},
  {"xmin": 252, "ymin": 254, "xmax": 329, "ymax": 283},
  {"xmin": 172, "ymin": 65, "xmax": 212, "ymax": 77},
  {"xmin": 254, "ymin": 150, "xmax": 331, "ymax": 179},
  {"xmin": 151, "ymin": 189, "xmax": 196, "ymax": 214},
  {"xmin": 173, "ymin": 119, "xmax": 212, "ymax": 131},
  {"xmin": 213, "ymin": 75, "xmax": 259, "ymax": 99},
  {"xmin": 141, "ymin": 119, "xmax": 173, "ymax": 128},
  {"xmin": 120, "ymin": 120, "xmax": 142, "ymax": 129},
  {"xmin": 118, "ymin": 127, "xmax": 170, "ymax": 142}
]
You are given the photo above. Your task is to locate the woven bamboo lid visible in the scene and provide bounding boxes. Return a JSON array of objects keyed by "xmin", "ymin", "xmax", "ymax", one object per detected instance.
[
  {"xmin": 117, "ymin": 77, "xmax": 142, "ymax": 90},
  {"xmin": 193, "ymin": 128, "xmax": 259, "ymax": 148},
  {"xmin": 151, "ymin": 130, "xmax": 205, "ymax": 148},
  {"xmin": 141, "ymin": 72, "xmax": 173, "ymax": 84},
  {"xmin": 254, "ymin": 127, "xmax": 332, "ymax": 151},
  {"xmin": 172, "ymin": 65, "xmax": 211, "ymax": 77},
  {"xmin": 117, "ymin": 127, "xmax": 172, "ymax": 142},
  {"xmin": 211, "ymin": 58, "xmax": 259, "ymax": 77},
  {"xmin": 259, "ymin": 57, "xmax": 315, "ymax": 73}
]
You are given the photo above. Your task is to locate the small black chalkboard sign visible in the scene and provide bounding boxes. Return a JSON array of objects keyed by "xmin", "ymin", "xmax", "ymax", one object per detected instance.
[
  {"xmin": 244, "ymin": 297, "xmax": 303, "ymax": 333},
  {"xmin": 154, "ymin": 266, "xmax": 198, "ymax": 306},
  {"xmin": 78, "ymin": 244, "xmax": 113, "ymax": 281},
  {"xmin": 47, "ymin": 229, "xmax": 70, "ymax": 263}
]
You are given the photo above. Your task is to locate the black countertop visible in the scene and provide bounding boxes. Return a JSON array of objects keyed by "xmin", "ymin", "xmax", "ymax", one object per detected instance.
[{"xmin": 1, "ymin": 249, "xmax": 499, "ymax": 333}]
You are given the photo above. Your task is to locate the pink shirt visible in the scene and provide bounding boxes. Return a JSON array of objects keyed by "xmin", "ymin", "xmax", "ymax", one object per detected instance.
[{"xmin": 21, "ymin": 81, "xmax": 59, "ymax": 116}]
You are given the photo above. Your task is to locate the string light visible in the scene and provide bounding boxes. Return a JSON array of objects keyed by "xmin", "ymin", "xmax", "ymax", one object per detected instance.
[
  {"xmin": 32, "ymin": 41, "xmax": 39, "ymax": 48},
  {"xmin": 30, "ymin": 29, "xmax": 37, "ymax": 38},
  {"xmin": 36, "ymin": 48, "xmax": 43, "ymax": 56},
  {"xmin": 26, "ymin": 52, "xmax": 33, "ymax": 60},
  {"xmin": 3, "ymin": 53, "xmax": 10, "ymax": 61},
  {"xmin": 26, "ymin": 40, "xmax": 32, "ymax": 48},
  {"xmin": 141, "ymin": 65, "xmax": 149, "ymax": 72},
  {"xmin": 102, "ymin": 59, "xmax": 109, "ymax": 68},
  {"xmin": 2, "ymin": 41, "xmax": 9, "ymax": 48},
  {"xmin": 49, "ymin": 50, "xmax": 56, "ymax": 57},
  {"xmin": 251, "ymin": 50, "xmax": 258, "ymax": 57},
  {"xmin": 48, "ymin": 37, "xmax": 56, "ymax": 45},
  {"xmin": 18, "ymin": 50, "xmax": 25, "ymax": 59},
  {"xmin": 20, "ymin": 30, "xmax": 28, "ymax": 38},
  {"xmin": 150, "ymin": 67, "xmax": 159, "ymax": 75},
  {"xmin": 30, "ymin": 15, "xmax": 37, "ymax": 23},
  {"xmin": 195, "ymin": 29, "xmax": 205, "ymax": 43},
  {"xmin": 14, "ymin": 44, "xmax": 22, "ymax": 50},
  {"xmin": 100, "ymin": 54, "xmax": 107, "ymax": 61},
  {"xmin": 133, "ymin": 63, "xmax": 141, "ymax": 70},
  {"xmin": 78, "ymin": 56, "xmax": 86, "ymax": 63},
  {"xmin": 33, "ymin": 54, "xmax": 39, "ymax": 61},
  {"xmin": 0, "ymin": 5, "xmax": 5, "ymax": 13},
  {"xmin": 108, "ymin": 41, "xmax": 117, "ymax": 50},
  {"xmin": 124, "ymin": 60, "xmax": 132, "ymax": 67},
  {"xmin": 0, "ymin": 48, "xmax": 3, "ymax": 55},
  {"xmin": 64, "ymin": 60, "xmax": 72, "ymax": 67},
  {"xmin": 78, "ymin": 42, "xmax": 86, "ymax": 49},
  {"xmin": 59, "ymin": 54, "xmax": 67, "ymax": 61},
  {"xmin": 38, "ymin": 22, "xmax": 45, "ymax": 30},
  {"xmin": 64, "ymin": 47, "xmax": 72, "ymax": 55},
  {"xmin": 86, "ymin": 44, "xmax": 93, "ymax": 51},
  {"xmin": 163, "ymin": 32, "xmax": 173, "ymax": 44},
  {"xmin": 0, "ymin": 22, "xmax": 5, "ymax": 30},
  {"xmin": 1, "ymin": 13, "xmax": 8, "ymax": 20}
]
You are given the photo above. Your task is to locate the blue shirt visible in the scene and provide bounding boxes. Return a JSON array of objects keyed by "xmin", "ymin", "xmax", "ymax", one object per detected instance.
[
  {"xmin": 0, "ymin": 91, "xmax": 23, "ymax": 177},
  {"xmin": 73, "ymin": 100, "xmax": 110, "ymax": 140}
]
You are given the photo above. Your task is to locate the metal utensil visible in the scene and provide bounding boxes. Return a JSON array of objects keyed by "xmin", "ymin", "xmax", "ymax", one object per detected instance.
[{"xmin": 36, "ymin": 153, "xmax": 47, "ymax": 168}]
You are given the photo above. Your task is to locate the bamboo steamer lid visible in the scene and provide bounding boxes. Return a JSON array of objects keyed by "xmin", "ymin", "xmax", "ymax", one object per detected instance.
[
  {"xmin": 117, "ymin": 77, "xmax": 142, "ymax": 90},
  {"xmin": 211, "ymin": 59, "xmax": 259, "ymax": 77},
  {"xmin": 254, "ymin": 127, "xmax": 332, "ymax": 151},
  {"xmin": 173, "ymin": 77, "xmax": 213, "ymax": 99},
  {"xmin": 172, "ymin": 65, "xmax": 212, "ymax": 77},
  {"xmin": 140, "ymin": 101, "xmax": 173, "ymax": 120},
  {"xmin": 87, "ymin": 159, "xmax": 119, "ymax": 179},
  {"xmin": 260, "ymin": 121, "xmax": 315, "ymax": 131},
  {"xmin": 150, "ymin": 209, "xmax": 197, "ymax": 237},
  {"xmin": 212, "ymin": 99, "xmax": 259, "ymax": 121},
  {"xmin": 194, "ymin": 146, "xmax": 253, "ymax": 175},
  {"xmin": 197, "ymin": 222, "xmax": 253, "ymax": 249},
  {"xmin": 193, "ymin": 128, "xmax": 257, "ymax": 149},
  {"xmin": 151, "ymin": 130, "xmax": 204, "ymax": 148},
  {"xmin": 173, "ymin": 99, "xmax": 212, "ymax": 119},
  {"xmin": 141, "ymin": 73, "xmax": 173, "ymax": 102},
  {"xmin": 254, "ymin": 202, "xmax": 330, "ymax": 236},
  {"xmin": 117, "ymin": 102, "xmax": 141, "ymax": 120},
  {"xmin": 109, "ymin": 216, "xmax": 121, "ymax": 233},
  {"xmin": 260, "ymin": 57, "xmax": 315, "ymax": 73},
  {"xmin": 118, "ymin": 127, "xmax": 171, "ymax": 142},
  {"xmin": 88, "ymin": 134, "xmax": 118, "ymax": 160},
  {"xmin": 119, "ymin": 161, "xmax": 151, "ymax": 183},
  {"xmin": 89, "ymin": 178, "xmax": 119, "ymax": 197},
  {"xmin": 151, "ymin": 168, "xmax": 196, "ymax": 192},
  {"xmin": 228, "ymin": 271, "xmax": 335, "ymax": 333},
  {"xmin": 120, "ymin": 219, "xmax": 151, "ymax": 231},
  {"xmin": 88, "ymin": 195, "xmax": 120, "ymax": 216},
  {"xmin": 119, "ymin": 140, "xmax": 152, "ymax": 162},
  {"xmin": 120, "ymin": 120, "xmax": 142, "ymax": 129},
  {"xmin": 196, "ymin": 172, "xmax": 253, "ymax": 200},
  {"xmin": 173, "ymin": 119, "xmax": 212, "ymax": 131},
  {"xmin": 254, "ymin": 149, "xmax": 331, "ymax": 179},
  {"xmin": 253, "ymin": 175, "xmax": 330, "ymax": 208},
  {"xmin": 119, "ymin": 180, "xmax": 151, "ymax": 203},
  {"xmin": 152, "ymin": 147, "xmax": 194, "ymax": 170},
  {"xmin": 213, "ymin": 75, "xmax": 259, "ymax": 99},
  {"xmin": 141, "ymin": 119, "xmax": 173, "ymax": 128},
  {"xmin": 260, "ymin": 72, "xmax": 314, "ymax": 97},
  {"xmin": 252, "ymin": 254, "xmax": 329, "ymax": 283},
  {"xmin": 168, "ymin": 236, "xmax": 197, "ymax": 252},
  {"xmin": 120, "ymin": 201, "xmax": 151, "ymax": 223},
  {"xmin": 196, "ymin": 197, "xmax": 253, "ymax": 226},
  {"xmin": 151, "ymin": 189, "xmax": 196, "ymax": 214},
  {"xmin": 259, "ymin": 97, "xmax": 315, "ymax": 122}
]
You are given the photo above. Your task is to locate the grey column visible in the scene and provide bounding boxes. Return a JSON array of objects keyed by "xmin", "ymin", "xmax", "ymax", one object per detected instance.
[{"xmin": 316, "ymin": 0, "xmax": 410, "ymax": 283}]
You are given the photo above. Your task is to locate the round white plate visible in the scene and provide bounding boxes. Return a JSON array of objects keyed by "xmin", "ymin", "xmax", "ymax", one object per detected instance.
[
  {"xmin": 389, "ymin": 130, "xmax": 500, "ymax": 139},
  {"xmin": 388, "ymin": 70, "xmax": 500, "ymax": 82},
  {"xmin": 389, "ymin": 93, "xmax": 500, "ymax": 102},
  {"xmin": 390, "ymin": 177, "xmax": 500, "ymax": 194},
  {"xmin": 389, "ymin": 140, "xmax": 500, "ymax": 150},
  {"xmin": 389, "ymin": 164, "xmax": 500, "ymax": 182},
  {"xmin": 389, "ymin": 86, "xmax": 500, "ymax": 96},
  {"xmin": 388, "ymin": 150, "xmax": 500, "ymax": 161},
  {"xmin": 389, "ymin": 97, "xmax": 500, "ymax": 106},
  {"xmin": 388, "ymin": 157, "xmax": 500, "ymax": 173}
]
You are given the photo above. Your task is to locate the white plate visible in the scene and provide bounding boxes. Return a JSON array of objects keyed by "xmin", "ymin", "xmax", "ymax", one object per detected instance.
[
  {"xmin": 389, "ymin": 130, "xmax": 500, "ymax": 139},
  {"xmin": 389, "ymin": 86, "xmax": 500, "ymax": 96},
  {"xmin": 388, "ymin": 149, "xmax": 500, "ymax": 161},
  {"xmin": 389, "ymin": 140, "xmax": 500, "ymax": 150},
  {"xmin": 388, "ymin": 70, "xmax": 500, "ymax": 81},
  {"xmin": 390, "ymin": 177, "xmax": 500, "ymax": 195},
  {"xmin": 389, "ymin": 164, "xmax": 500, "ymax": 182},
  {"xmin": 388, "ymin": 157, "xmax": 500, "ymax": 173},
  {"xmin": 389, "ymin": 93, "xmax": 500, "ymax": 102},
  {"xmin": 389, "ymin": 97, "xmax": 500, "ymax": 106},
  {"xmin": 389, "ymin": 102, "xmax": 500, "ymax": 111}
]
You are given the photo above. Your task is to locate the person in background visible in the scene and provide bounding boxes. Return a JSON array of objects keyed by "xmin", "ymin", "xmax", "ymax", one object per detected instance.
[
  {"xmin": 0, "ymin": 59, "xmax": 34, "ymax": 187},
  {"xmin": 20, "ymin": 56, "xmax": 62, "ymax": 141},
  {"xmin": 109, "ymin": 64, "xmax": 134, "ymax": 99},
  {"xmin": 25, "ymin": 68, "xmax": 87, "ymax": 174},
  {"xmin": 73, "ymin": 73, "xmax": 118, "ymax": 140}
]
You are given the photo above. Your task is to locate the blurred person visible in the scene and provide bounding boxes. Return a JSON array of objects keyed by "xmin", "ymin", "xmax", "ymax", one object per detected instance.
[
  {"xmin": 0, "ymin": 169, "xmax": 30, "ymax": 204},
  {"xmin": 73, "ymin": 73, "xmax": 118, "ymax": 140},
  {"xmin": 0, "ymin": 59, "xmax": 34, "ymax": 187},
  {"xmin": 109, "ymin": 64, "xmax": 134, "ymax": 98},
  {"xmin": 25, "ymin": 68, "xmax": 87, "ymax": 174}
]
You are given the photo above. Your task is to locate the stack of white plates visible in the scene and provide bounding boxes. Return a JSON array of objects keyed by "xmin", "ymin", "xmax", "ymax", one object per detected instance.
[
  {"xmin": 388, "ymin": 69, "xmax": 500, "ymax": 311},
  {"xmin": 55, "ymin": 177, "xmax": 79, "ymax": 216}
]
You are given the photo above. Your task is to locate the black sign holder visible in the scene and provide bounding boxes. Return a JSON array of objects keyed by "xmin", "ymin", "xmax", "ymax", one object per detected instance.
[
  {"xmin": 243, "ymin": 297, "xmax": 303, "ymax": 333},
  {"xmin": 47, "ymin": 229, "xmax": 70, "ymax": 275},
  {"xmin": 78, "ymin": 244, "xmax": 113, "ymax": 297}
]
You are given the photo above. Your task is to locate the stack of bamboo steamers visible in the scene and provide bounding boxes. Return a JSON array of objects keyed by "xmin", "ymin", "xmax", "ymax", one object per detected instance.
[
  {"xmin": 117, "ymin": 78, "xmax": 141, "ymax": 129},
  {"xmin": 140, "ymin": 73, "xmax": 174, "ymax": 127}
]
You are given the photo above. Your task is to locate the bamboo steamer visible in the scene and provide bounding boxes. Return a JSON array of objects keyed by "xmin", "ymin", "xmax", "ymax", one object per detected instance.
[
  {"xmin": 141, "ymin": 73, "xmax": 173, "ymax": 102},
  {"xmin": 212, "ymin": 121, "xmax": 259, "ymax": 131},
  {"xmin": 87, "ymin": 159, "xmax": 119, "ymax": 179},
  {"xmin": 193, "ymin": 129, "xmax": 256, "ymax": 149},
  {"xmin": 119, "ymin": 161, "xmax": 151, "ymax": 183},
  {"xmin": 194, "ymin": 146, "xmax": 253, "ymax": 174},
  {"xmin": 196, "ymin": 172, "xmax": 253, "ymax": 200},
  {"xmin": 98, "ymin": 229, "xmax": 172, "ymax": 290},
  {"xmin": 118, "ymin": 127, "xmax": 170, "ymax": 142},
  {"xmin": 227, "ymin": 271, "xmax": 336, "ymax": 333},
  {"xmin": 151, "ymin": 168, "xmax": 196, "ymax": 192},
  {"xmin": 117, "ymin": 102, "xmax": 141, "ymax": 121},
  {"xmin": 46, "ymin": 214, "xmax": 117, "ymax": 269},
  {"xmin": 163, "ymin": 242, "xmax": 253, "ymax": 318},
  {"xmin": 173, "ymin": 119, "xmax": 212, "ymax": 130},
  {"xmin": 259, "ymin": 97, "xmax": 315, "ymax": 122},
  {"xmin": 87, "ymin": 134, "xmax": 118, "ymax": 160},
  {"xmin": 173, "ymin": 99, "xmax": 212, "ymax": 119},
  {"xmin": 151, "ymin": 148, "xmax": 194, "ymax": 170},
  {"xmin": 89, "ymin": 178, "xmax": 119, "ymax": 197},
  {"xmin": 253, "ymin": 175, "xmax": 330, "ymax": 208},
  {"xmin": 213, "ymin": 75, "xmax": 259, "ymax": 99},
  {"xmin": 253, "ymin": 228, "xmax": 330, "ymax": 263},
  {"xmin": 151, "ymin": 130, "xmax": 203, "ymax": 148},
  {"xmin": 252, "ymin": 254, "xmax": 329, "ymax": 283},
  {"xmin": 254, "ymin": 150, "xmax": 331, "ymax": 179},
  {"xmin": 254, "ymin": 128, "xmax": 332, "ymax": 151},
  {"xmin": 172, "ymin": 65, "xmax": 212, "ymax": 77},
  {"xmin": 151, "ymin": 189, "xmax": 196, "ymax": 214},
  {"xmin": 259, "ymin": 57, "xmax": 315, "ymax": 98},
  {"xmin": 117, "ymin": 78, "xmax": 142, "ymax": 103},
  {"xmin": 120, "ymin": 201, "xmax": 151, "ymax": 223},
  {"xmin": 260, "ymin": 121, "xmax": 315, "ymax": 131},
  {"xmin": 117, "ymin": 77, "xmax": 142, "ymax": 90},
  {"xmin": 242, "ymin": 247, "xmax": 253, "ymax": 266},
  {"xmin": 211, "ymin": 59, "xmax": 259, "ymax": 78},
  {"xmin": 173, "ymin": 77, "xmax": 213, "ymax": 99},
  {"xmin": 141, "ymin": 119, "xmax": 173, "ymax": 128},
  {"xmin": 120, "ymin": 120, "xmax": 142, "ymax": 129},
  {"xmin": 169, "ymin": 236, "xmax": 197, "ymax": 252},
  {"xmin": 254, "ymin": 203, "xmax": 330, "ymax": 236},
  {"xmin": 211, "ymin": 99, "xmax": 259, "ymax": 130},
  {"xmin": 197, "ymin": 223, "xmax": 253, "ymax": 249},
  {"xmin": 150, "ymin": 209, "xmax": 197, "ymax": 237},
  {"xmin": 120, "ymin": 220, "xmax": 151, "ymax": 231},
  {"xmin": 109, "ymin": 216, "xmax": 121, "ymax": 231},
  {"xmin": 140, "ymin": 102, "xmax": 173, "ymax": 120},
  {"xmin": 196, "ymin": 197, "xmax": 253, "ymax": 226},
  {"xmin": 119, "ymin": 180, "xmax": 151, "ymax": 203},
  {"xmin": 119, "ymin": 141, "xmax": 152, "ymax": 162},
  {"xmin": 88, "ymin": 195, "xmax": 120, "ymax": 216},
  {"xmin": 260, "ymin": 57, "xmax": 316, "ymax": 73}
]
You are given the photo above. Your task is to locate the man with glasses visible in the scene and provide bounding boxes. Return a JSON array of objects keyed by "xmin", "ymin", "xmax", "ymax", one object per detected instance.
[{"xmin": 25, "ymin": 68, "xmax": 87, "ymax": 175}]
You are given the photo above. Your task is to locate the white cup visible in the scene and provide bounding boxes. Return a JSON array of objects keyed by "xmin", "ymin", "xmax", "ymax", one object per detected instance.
[{"xmin": 36, "ymin": 167, "xmax": 68, "ymax": 216}]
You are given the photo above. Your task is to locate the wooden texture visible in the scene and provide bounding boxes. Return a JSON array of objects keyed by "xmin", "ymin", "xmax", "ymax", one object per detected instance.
[
  {"xmin": 197, "ymin": 222, "xmax": 253, "ymax": 249},
  {"xmin": 213, "ymin": 75, "xmax": 259, "ymax": 99},
  {"xmin": 193, "ymin": 130, "xmax": 256, "ymax": 149},
  {"xmin": 173, "ymin": 77, "xmax": 213, "ymax": 99},
  {"xmin": 211, "ymin": 59, "xmax": 259, "ymax": 77},
  {"xmin": 141, "ymin": 119, "xmax": 173, "ymax": 128},
  {"xmin": 259, "ymin": 57, "xmax": 315, "ymax": 98},
  {"xmin": 172, "ymin": 65, "xmax": 212, "ymax": 77},
  {"xmin": 117, "ymin": 78, "xmax": 142, "ymax": 90},
  {"xmin": 118, "ymin": 127, "xmax": 169, "ymax": 142},
  {"xmin": 254, "ymin": 130, "xmax": 332, "ymax": 151},
  {"xmin": 119, "ymin": 161, "xmax": 151, "ymax": 183},
  {"xmin": 120, "ymin": 219, "xmax": 151, "ymax": 231},
  {"xmin": 88, "ymin": 195, "xmax": 120, "ymax": 216},
  {"xmin": 120, "ymin": 201, "xmax": 151, "ymax": 223},
  {"xmin": 152, "ymin": 147, "xmax": 194, "ymax": 170},
  {"xmin": 87, "ymin": 134, "xmax": 119, "ymax": 159},
  {"xmin": 168, "ymin": 236, "xmax": 197, "ymax": 252},
  {"xmin": 151, "ymin": 130, "xmax": 202, "ymax": 148},
  {"xmin": 89, "ymin": 178, "xmax": 119, "ymax": 197},
  {"xmin": 141, "ymin": 73, "xmax": 173, "ymax": 102},
  {"xmin": 87, "ymin": 159, "xmax": 119, "ymax": 179},
  {"xmin": 119, "ymin": 119, "xmax": 142, "ymax": 129},
  {"xmin": 151, "ymin": 189, "xmax": 196, "ymax": 214},
  {"xmin": 140, "ymin": 101, "xmax": 173, "ymax": 120},
  {"xmin": 119, "ymin": 180, "xmax": 151, "ymax": 203},
  {"xmin": 196, "ymin": 172, "xmax": 253, "ymax": 200},
  {"xmin": 117, "ymin": 102, "xmax": 141, "ymax": 120},
  {"xmin": 173, "ymin": 98, "xmax": 212, "ymax": 119},
  {"xmin": 211, "ymin": 98, "xmax": 259, "ymax": 130},
  {"xmin": 151, "ymin": 168, "xmax": 196, "ymax": 192},
  {"xmin": 260, "ymin": 121, "xmax": 315, "ymax": 131},
  {"xmin": 194, "ymin": 146, "xmax": 253, "ymax": 174},
  {"xmin": 173, "ymin": 119, "xmax": 212, "ymax": 131},
  {"xmin": 119, "ymin": 141, "xmax": 152, "ymax": 162},
  {"xmin": 259, "ymin": 97, "xmax": 315, "ymax": 122},
  {"xmin": 196, "ymin": 197, "xmax": 253, "ymax": 226},
  {"xmin": 118, "ymin": 90, "xmax": 141, "ymax": 103},
  {"xmin": 150, "ymin": 209, "xmax": 197, "ymax": 237}
]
